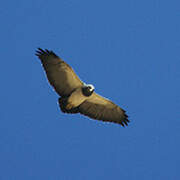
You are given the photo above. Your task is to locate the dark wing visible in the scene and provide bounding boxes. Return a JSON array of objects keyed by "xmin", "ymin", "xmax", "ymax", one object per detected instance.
[
  {"xmin": 36, "ymin": 48, "xmax": 83, "ymax": 97},
  {"xmin": 78, "ymin": 93, "xmax": 129, "ymax": 126}
]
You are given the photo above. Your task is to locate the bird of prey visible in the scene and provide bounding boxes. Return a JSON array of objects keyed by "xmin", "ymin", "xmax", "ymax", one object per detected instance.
[{"xmin": 36, "ymin": 48, "xmax": 129, "ymax": 126}]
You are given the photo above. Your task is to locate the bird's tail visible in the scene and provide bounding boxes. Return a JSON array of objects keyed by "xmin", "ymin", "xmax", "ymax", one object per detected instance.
[{"xmin": 58, "ymin": 97, "xmax": 79, "ymax": 114}]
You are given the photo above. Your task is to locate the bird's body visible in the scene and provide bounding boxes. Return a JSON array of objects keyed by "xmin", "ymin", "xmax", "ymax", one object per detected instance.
[
  {"xmin": 66, "ymin": 87, "xmax": 89, "ymax": 109},
  {"xmin": 36, "ymin": 48, "xmax": 129, "ymax": 126}
]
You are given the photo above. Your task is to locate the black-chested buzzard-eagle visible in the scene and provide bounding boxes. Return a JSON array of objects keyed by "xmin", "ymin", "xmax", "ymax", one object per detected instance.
[{"xmin": 36, "ymin": 48, "xmax": 129, "ymax": 126}]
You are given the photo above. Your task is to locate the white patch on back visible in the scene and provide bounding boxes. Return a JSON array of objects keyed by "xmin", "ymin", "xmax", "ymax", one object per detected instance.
[{"xmin": 87, "ymin": 84, "xmax": 95, "ymax": 91}]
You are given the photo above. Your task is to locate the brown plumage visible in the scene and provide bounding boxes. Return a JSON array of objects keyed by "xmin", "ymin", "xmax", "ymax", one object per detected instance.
[{"xmin": 36, "ymin": 48, "xmax": 129, "ymax": 126}]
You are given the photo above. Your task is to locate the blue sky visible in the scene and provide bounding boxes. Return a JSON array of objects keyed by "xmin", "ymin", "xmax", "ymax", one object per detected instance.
[{"xmin": 0, "ymin": 0, "xmax": 180, "ymax": 179}]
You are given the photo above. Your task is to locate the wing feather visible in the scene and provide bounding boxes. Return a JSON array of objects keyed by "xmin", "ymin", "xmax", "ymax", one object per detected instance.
[
  {"xmin": 78, "ymin": 93, "xmax": 129, "ymax": 126},
  {"xmin": 36, "ymin": 48, "xmax": 83, "ymax": 97}
]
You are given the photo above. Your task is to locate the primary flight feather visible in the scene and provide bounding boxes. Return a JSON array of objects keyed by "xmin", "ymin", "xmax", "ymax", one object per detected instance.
[{"xmin": 36, "ymin": 48, "xmax": 129, "ymax": 126}]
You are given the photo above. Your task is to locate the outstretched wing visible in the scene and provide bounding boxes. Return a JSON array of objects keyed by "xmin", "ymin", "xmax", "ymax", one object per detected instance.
[
  {"xmin": 78, "ymin": 93, "xmax": 129, "ymax": 126},
  {"xmin": 36, "ymin": 48, "xmax": 83, "ymax": 97}
]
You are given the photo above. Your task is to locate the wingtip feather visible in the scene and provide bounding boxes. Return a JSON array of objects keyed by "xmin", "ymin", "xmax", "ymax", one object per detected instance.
[{"xmin": 35, "ymin": 48, "xmax": 59, "ymax": 58}]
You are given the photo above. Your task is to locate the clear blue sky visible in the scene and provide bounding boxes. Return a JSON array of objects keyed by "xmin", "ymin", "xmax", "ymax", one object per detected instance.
[{"xmin": 0, "ymin": 0, "xmax": 180, "ymax": 179}]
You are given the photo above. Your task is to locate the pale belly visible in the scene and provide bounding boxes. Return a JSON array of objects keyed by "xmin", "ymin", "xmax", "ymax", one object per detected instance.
[{"xmin": 66, "ymin": 88, "xmax": 87, "ymax": 109}]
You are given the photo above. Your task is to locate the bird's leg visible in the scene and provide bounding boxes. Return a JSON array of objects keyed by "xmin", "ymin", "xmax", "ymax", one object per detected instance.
[{"xmin": 66, "ymin": 102, "xmax": 74, "ymax": 109}]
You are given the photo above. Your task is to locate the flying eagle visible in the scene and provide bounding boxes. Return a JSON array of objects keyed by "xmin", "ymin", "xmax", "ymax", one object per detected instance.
[{"xmin": 36, "ymin": 48, "xmax": 129, "ymax": 126}]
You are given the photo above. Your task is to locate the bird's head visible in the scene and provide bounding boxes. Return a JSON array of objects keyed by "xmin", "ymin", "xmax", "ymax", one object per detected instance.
[{"xmin": 82, "ymin": 84, "xmax": 95, "ymax": 97}]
